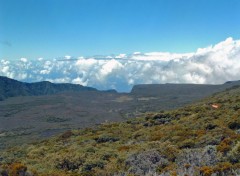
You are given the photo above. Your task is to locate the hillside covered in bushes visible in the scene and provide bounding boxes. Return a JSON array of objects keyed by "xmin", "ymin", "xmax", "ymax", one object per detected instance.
[{"xmin": 1, "ymin": 86, "xmax": 240, "ymax": 176}]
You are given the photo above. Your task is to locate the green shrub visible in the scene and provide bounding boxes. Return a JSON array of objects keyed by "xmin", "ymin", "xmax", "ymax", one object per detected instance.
[
  {"xmin": 81, "ymin": 161, "xmax": 105, "ymax": 172},
  {"xmin": 179, "ymin": 139, "xmax": 195, "ymax": 149},
  {"xmin": 228, "ymin": 141, "xmax": 240, "ymax": 163},
  {"xmin": 228, "ymin": 121, "xmax": 240, "ymax": 130},
  {"xmin": 94, "ymin": 135, "xmax": 119, "ymax": 143}
]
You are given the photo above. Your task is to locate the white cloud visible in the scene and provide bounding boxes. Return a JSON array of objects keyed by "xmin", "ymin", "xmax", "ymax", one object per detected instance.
[
  {"xmin": 1, "ymin": 59, "xmax": 10, "ymax": 65},
  {"xmin": 72, "ymin": 77, "xmax": 88, "ymax": 86},
  {"xmin": 115, "ymin": 53, "xmax": 127, "ymax": 59},
  {"xmin": 0, "ymin": 37, "xmax": 240, "ymax": 92},
  {"xmin": 99, "ymin": 59, "xmax": 123, "ymax": 77},
  {"xmin": 17, "ymin": 73, "xmax": 28, "ymax": 80},
  {"xmin": 20, "ymin": 58, "xmax": 28, "ymax": 62},
  {"xmin": 40, "ymin": 69, "xmax": 50, "ymax": 74},
  {"xmin": 2, "ymin": 66, "xmax": 9, "ymax": 74},
  {"xmin": 133, "ymin": 52, "xmax": 141, "ymax": 55},
  {"xmin": 130, "ymin": 52, "xmax": 193, "ymax": 61},
  {"xmin": 64, "ymin": 55, "xmax": 72, "ymax": 59}
]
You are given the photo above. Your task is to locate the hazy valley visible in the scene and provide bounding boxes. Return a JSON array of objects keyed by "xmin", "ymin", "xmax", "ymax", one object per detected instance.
[
  {"xmin": 0, "ymin": 77, "xmax": 239, "ymax": 175},
  {"xmin": 1, "ymin": 76, "xmax": 240, "ymax": 150}
]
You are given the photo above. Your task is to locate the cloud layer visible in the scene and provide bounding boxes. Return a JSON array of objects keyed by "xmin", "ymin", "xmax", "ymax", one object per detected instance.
[{"xmin": 1, "ymin": 38, "xmax": 240, "ymax": 92}]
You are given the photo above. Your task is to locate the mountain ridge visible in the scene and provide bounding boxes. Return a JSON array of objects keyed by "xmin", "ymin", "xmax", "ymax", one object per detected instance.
[
  {"xmin": 131, "ymin": 80, "xmax": 240, "ymax": 96},
  {"xmin": 1, "ymin": 76, "xmax": 240, "ymax": 101},
  {"xmin": 0, "ymin": 76, "xmax": 98, "ymax": 101}
]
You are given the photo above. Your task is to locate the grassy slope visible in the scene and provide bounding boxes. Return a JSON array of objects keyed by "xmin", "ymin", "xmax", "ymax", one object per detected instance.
[
  {"xmin": 1, "ymin": 79, "xmax": 240, "ymax": 152},
  {"xmin": 1, "ymin": 86, "xmax": 240, "ymax": 176}
]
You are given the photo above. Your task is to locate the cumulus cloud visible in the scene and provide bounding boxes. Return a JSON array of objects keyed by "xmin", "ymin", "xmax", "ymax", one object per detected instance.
[
  {"xmin": 20, "ymin": 58, "xmax": 28, "ymax": 62},
  {"xmin": 130, "ymin": 52, "xmax": 194, "ymax": 61},
  {"xmin": 0, "ymin": 37, "xmax": 240, "ymax": 92},
  {"xmin": 64, "ymin": 55, "xmax": 72, "ymax": 59}
]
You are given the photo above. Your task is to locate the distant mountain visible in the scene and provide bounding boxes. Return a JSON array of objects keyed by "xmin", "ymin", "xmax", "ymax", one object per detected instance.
[
  {"xmin": 2, "ymin": 76, "xmax": 240, "ymax": 102},
  {"xmin": 0, "ymin": 76, "xmax": 97, "ymax": 101},
  {"xmin": 131, "ymin": 81, "xmax": 240, "ymax": 98}
]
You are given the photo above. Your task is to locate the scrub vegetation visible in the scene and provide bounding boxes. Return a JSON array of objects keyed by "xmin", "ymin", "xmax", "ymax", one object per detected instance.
[{"xmin": 1, "ymin": 86, "xmax": 240, "ymax": 175}]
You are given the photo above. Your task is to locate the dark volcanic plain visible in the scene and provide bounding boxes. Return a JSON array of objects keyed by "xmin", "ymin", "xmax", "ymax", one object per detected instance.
[{"xmin": 0, "ymin": 76, "xmax": 240, "ymax": 150}]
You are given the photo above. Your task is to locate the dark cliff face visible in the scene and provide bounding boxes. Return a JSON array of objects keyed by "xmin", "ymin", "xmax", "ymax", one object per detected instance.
[
  {"xmin": 0, "ymin": 76, "xmax": 97, "ymax": 100},
  {"xmin": 130, "ymin": 81, "xmax": 240, "ymax": 98}
]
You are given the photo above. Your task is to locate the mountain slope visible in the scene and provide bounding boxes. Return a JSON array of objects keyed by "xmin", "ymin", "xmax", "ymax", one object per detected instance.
[
  {"xmin": 1, "ymin": 76, "xmax": 240, "ymax": 102},
  {"xmin": 1, "ymin": 85, "xmax": 240, "ymax": 176},
  {"xmin": 1, "ymin": 77, "xmax": 240, "ymax": 152},
  {"xmin": 0, "ymin": 76, "xmax": 97, "ymax": 101},
  {"xmin": 131, "ymin": 81, "xmax": 240, "ymax": 98}
]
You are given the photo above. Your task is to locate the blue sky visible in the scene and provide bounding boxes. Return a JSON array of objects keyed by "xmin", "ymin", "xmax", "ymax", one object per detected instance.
[
  {"xmin": 0, "ymin": 0, "xmax": 240, "ymax": 91},
  {"xmin": 1, "ymin": 0, "xmax": 240, "ymax": 60}
]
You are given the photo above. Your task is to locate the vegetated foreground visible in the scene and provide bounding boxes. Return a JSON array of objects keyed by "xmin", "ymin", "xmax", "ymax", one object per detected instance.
[{"xmin": 1, "ymin": 86, "xmax": 240, "ymax": 176}]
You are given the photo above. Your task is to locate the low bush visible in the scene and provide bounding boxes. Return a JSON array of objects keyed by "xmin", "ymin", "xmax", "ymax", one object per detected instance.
[
  {"xmin": 125, "ymin": 150, "xmax": 168, "ymax": 175},
  {"xmin": 56, "ymin": 158, "xmax": 84, "ymax": 171},
  {"xmin": 228, "ymin": 121, "xmax": 240, "ymax": 130},
  {"xmin": 94, "ymin": 136, "xmax": 119, "ymax": 143},
  {"xmin": 217, "ymin": 138, "xmax": 232, "ymax": 153},
  {"xmin": 81, "ymin": 161, "xmax": 105, "ymax": 172},
  {"xmin": 9, "ymin": 163, "xmax": 28, "ymax": 176},
  {"xmin": 228, "ymin": 141, "xmax": 240, "ymax": 163}
]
